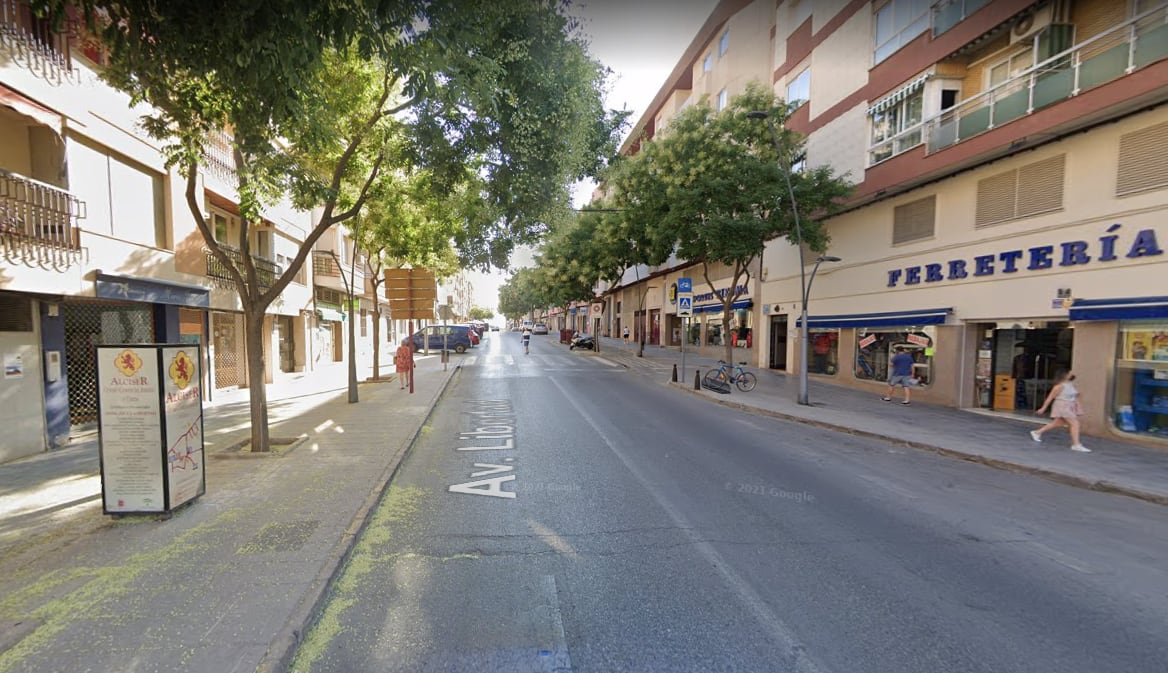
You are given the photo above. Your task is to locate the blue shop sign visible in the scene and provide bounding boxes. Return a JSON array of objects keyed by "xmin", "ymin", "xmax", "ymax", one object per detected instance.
[
  {"xmin": 96, "ymin": 273, "xmax": 210, "ymax": 307},
  {"xmin": 887, "ymin": 224, "xmax": 1162, "ymax": 288},
  {"xmin": 693, "ymin": 284, "xmax": 749, "ymax": 303}
]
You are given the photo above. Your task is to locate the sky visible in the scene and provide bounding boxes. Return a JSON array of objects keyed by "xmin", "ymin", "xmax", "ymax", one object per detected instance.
[{"xmin": 466, "ymin": 0, "xmax": 719, "ymax": 317}]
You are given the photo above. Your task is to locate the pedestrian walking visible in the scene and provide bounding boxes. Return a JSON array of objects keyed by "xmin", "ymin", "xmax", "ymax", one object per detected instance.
[
  {"xmin": 623, "ymin": 326, "xmax": 630, "ymax": 343},
  {"xmin": 522, "ymin": 327, "xmax": 532, "ymax": 354},
  {"xmin": 395, "ymin": 338, "xmax": 414, "ymax": 390},
  {"xmin": 1030, "ymin": 370, "xmax": 1090, "ymax": 452},
  {"xmin": 882, "ymin": 346, "xmax": 915, "ymax": 405}
]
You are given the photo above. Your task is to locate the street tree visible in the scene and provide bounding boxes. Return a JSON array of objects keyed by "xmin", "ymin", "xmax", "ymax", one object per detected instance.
[
  {"xmin": 468, "ymin": 307, "xmax": 495, "ymax": 321},
  {"xmin": 610, "ymin": 82, "xmax": 852, "ymax": 364},
  {"xmin": 53, "ymin": 0, "xmax": 626, "ymax": 451},
  {"xmin": 498, "ymin": 268, "xmax": 549, "ymax": 325}
]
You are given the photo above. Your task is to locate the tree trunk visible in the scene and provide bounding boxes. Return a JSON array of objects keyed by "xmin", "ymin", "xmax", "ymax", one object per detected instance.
[
  {"xmin": 244, "ymin": 308, "xmax": 271, "ymax": 452},
  {"xmin": 372, "ymin": 305, "xmax": 382, "ymax": 380},
  {"xmin": 347, "ymin": 298, "xmax": 358, "ymax": 403}
]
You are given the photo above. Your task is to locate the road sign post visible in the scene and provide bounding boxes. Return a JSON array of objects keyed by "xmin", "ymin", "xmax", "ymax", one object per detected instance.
[{"xmin": 678, "ymin": 278, "xmax": 692, "ymax": 382}]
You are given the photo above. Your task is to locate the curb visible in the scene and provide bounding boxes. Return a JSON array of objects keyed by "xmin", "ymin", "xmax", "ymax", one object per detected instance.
[
  {"xmin": 255, "ymin": 365, "xmax": 463, "ymax": 673},
  {"xmin": 671, "ymin": 381, "xmax": 1168, "ymax": 508}
]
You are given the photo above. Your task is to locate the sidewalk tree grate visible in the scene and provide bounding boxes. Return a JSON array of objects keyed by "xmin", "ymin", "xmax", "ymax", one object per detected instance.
[{"xmin": 238, "ymin": 520, "xmax": 319, "ymax": 554}]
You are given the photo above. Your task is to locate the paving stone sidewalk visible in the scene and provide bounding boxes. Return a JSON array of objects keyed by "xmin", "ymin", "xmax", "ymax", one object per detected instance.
[
  {"xmin": 585, "ymin": 336, "xmax": 1168, "ymax": 506},
  {"xmin": 0, "ymin": 354, "xmax": 458, "ymax": 673}
]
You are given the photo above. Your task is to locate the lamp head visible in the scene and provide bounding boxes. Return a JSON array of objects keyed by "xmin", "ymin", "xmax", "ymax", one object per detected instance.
[{"xmin": 818, "ymin": 255, "xmax": 842, "ymax": 263}]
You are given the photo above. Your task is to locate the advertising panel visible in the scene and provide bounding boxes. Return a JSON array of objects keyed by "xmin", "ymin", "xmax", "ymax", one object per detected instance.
[
  {"xmin": 97, "ymin": 345, "xmax": 206, "ymax": 515},
  {"xmin": 97, "ymin": 347, "xmax": 165, "ymax": 513},
  {"xmin": 162, "ymin": 347, "xmax": 205, "ymax": 509}
]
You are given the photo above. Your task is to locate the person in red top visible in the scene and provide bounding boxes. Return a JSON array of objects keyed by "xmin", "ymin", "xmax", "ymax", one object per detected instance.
[{"xmin": 395, "ymin": 338, "xmax": 414, "ymax": 390}]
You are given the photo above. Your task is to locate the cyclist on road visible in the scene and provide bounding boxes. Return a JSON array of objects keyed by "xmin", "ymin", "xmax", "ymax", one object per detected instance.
[{"xmin": 521, "ymin": 327, "xmax": 532, "ymax": 354}]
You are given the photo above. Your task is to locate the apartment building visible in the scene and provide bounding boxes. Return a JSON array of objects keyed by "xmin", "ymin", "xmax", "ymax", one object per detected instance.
[
  {"xmin": 618, "ymin": 0, "xmax": 1168, "ymax": 447},
  {"xmin": 0, "ymin": 4, "xmax": 377, "ymax": 463}
]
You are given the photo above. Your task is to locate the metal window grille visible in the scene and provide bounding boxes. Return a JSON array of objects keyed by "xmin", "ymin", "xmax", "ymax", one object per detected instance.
[{"xmin": 63, "ymin": 302, "xmax": 154, "ymax": 427}]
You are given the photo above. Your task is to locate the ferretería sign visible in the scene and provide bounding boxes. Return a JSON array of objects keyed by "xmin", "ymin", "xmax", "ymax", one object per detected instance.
[{"xmin": 886, "ymin": 224, "xmax": 1162, "ymax": 288}]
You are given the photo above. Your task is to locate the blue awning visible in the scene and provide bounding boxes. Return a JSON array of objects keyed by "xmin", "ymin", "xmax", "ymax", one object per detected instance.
[
  {"xmin": 694, "ymin": 298, "xmax": 753, "ymax": 314},
  {"xmin": 1069, "ymin": 296, "xmax": 1168, "ymax": 321},
  {"xmin": 797, "ymin": 307, "xmax": 951, "ymax": 328}
]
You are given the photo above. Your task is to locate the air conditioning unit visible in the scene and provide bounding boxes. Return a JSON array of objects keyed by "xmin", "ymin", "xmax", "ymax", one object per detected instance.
[{"xmin": 1010, "ymin": 5, "xmax": 1052, "ymax": 44}]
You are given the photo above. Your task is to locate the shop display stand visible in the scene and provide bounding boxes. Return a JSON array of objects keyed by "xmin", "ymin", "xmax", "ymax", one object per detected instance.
[{"xmin": 1132, "ymin": 369, "xmax": 1168, "ymax": 434}]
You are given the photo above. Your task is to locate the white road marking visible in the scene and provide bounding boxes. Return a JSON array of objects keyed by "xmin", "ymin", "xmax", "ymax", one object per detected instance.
[{"xmin": 539, "ymin": 575, "xmax": 573, "ymax": 672}]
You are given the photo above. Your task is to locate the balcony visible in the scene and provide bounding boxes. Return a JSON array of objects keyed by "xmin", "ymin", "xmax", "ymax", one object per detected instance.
[
  {"xmin": 202, "ymin": 129, "xmax": 236, "ymax": 185},
  {"xmin": 0, "ymin": 0, "xmax": 75, "ymax": 84},
  {"xmin": 923, "ymin": 3, "xmax": 1168, "ymax": 154},
  {"xmin": 0, "ymin": 168, "xmax": 84, "ymax": 267},
  {"xmin": 204, "ymin": 244, "xmax": 282, "ymax": 291},
  {"xmin": 312, "ymin": 249, "xmax": 366, "ymax": 294}
]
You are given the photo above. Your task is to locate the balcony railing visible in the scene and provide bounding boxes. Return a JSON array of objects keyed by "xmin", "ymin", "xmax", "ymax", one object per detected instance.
[
  {"xmin": 202, "ymin": 129, "xmax": 237, "ymax": 184},
  {"xmin": 923, "ymin": 3, "xmax": 1168, "ymax": 154},
  {"xmin": 0, "ymin": 0, "xmax": 75, "ymax": 84},
  {"xmin": 204, "ymin": 244, "xmax": 282, "ymax": 291},
  {"xmin": 0, "ymin": 168, "xmax": 84, "ymax": 267}
]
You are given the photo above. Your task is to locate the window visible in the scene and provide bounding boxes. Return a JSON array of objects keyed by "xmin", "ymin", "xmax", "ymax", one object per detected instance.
[
  {"xmin": 987, "ymin": 49, "xmax": 1034, "ymax": 94},
  {"xmin": 893, "ymin": 195, "xmax": 935, "ymax": 244},
  {"xmin": 855, "ymin": 326, "xmax": 936, "ymax": 385},
  {"xmin": 703, "ymin": 53, "xmax": 713, "ymax": 72},
  {"xmin": 809, "ymin": 329, "xmax": 839, "ymax": 375},
  {"xmin": 786, "ymin": 69, "xmax": 810, "ymax": 107},
  {"xmin": 718, "ymin": 29, "xmax": 729, "ymax": 57},
  {"xmin": 212, "ymin": 212, "xmax": 231, "ymax": 245},
  {"xmin": 868, "ymin": 87, "xmax": 924, "ymax": 164},
  {"xmin": 68, "ymin": 139, "xmax": 166, "ymax": 248},
  {"xmin": 717, "ymin": 88, "xmax": 728, "ymax": 111},
  {"xmin": 874, "ymin": 0, "xmax": 930, "ymax": 64},
  {"xmin": 253, "ymin": 229, "xmax": 273, "ymax": 259},
  {"xmin": 706, "ymin": 315, "xmax": 724, "ymax": 346},
  {"xmin": 360, "ymin": 308, "xmax": 368, "ymax": 337},
  {"xmin": 933, "ymin": 0, "xmax": 990, "ymax": 37},
  {"xmin": 1113, "ymin": 321, "xmax": 1168, "ymax": 439},
  {"xmin": 974, "ymin": 155, "xmax": 1065, "ymax": 227},
  {"xmin": 1117, "ymin": 121, "xmax": 1168, "ymax": 196}
]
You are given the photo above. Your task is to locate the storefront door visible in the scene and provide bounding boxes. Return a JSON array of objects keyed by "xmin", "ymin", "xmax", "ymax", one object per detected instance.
[
  {"xmin": 650, "ymin": 309, "xmax": 660, "ymax": 345},
  {"xmin": 977, "ymin": 322, "xmax": 1073, "ymax": 415},
  {"xmin": 769, "ymin": 315, "xmax": 788, "ymax": 370}
]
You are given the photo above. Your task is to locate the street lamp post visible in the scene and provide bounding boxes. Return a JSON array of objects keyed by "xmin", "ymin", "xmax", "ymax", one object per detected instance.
[{"xmin": 747, "ymin": 110, "xmax": 841, "ymax": 405}]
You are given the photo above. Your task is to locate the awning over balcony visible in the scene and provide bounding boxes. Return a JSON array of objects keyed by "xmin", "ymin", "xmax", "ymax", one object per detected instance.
[
  {"xmin": 866, "ymin": 74, "xmax": 930, "ymax": 116},
  {"xmin": 0, "ymin": 84, "xmax": 62, "ymax": 133}
]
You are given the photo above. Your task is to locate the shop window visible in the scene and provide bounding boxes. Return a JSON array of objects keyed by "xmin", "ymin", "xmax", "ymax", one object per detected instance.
[
  {"xmin": 705, "ymin": 315, "xmax": 724, "ymax": 346},
  {"xmin": 688, "ymin": 320, "xmax": 702, "ymax": 346},
  {"xmin": 729, "ymin": 309, "xmax": 753, "ymax": 349},
  {"xmin": 1114, "ymin": 322, "xmax": 1168, "ymax": 438},
  {"xmin": 809, "ymin": 329, "xmax": 839, "ymax": 375},
  {"xmin": 855, "ymin": 326, "xmax": 935, "ymax": 384}
]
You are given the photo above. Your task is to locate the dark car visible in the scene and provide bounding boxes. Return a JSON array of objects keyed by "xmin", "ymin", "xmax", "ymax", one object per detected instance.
[{"xmin": 411, "ymin": 325, "xmax": 474, "ymax": 353}]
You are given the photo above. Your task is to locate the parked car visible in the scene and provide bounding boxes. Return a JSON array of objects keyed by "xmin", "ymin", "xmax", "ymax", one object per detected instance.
[
  {"xmin": 533, "ymin": 323, "xmax": 549, "ymax": 335},
  {"xmin": 410, "ymin": 325, "xmax": 474, "ymax": 353}
]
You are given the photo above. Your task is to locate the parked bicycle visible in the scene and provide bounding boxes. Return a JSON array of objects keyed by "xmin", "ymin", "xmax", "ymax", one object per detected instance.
[{"xmin": 709, "ymin": 360, "xmax": 757, "ymax": 392}]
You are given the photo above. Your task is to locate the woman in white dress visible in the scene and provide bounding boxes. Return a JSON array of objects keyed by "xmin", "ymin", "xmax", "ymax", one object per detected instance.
[{"xmin": 1030, "ymin": 370, "xmax": 1090, "ymax": 452}]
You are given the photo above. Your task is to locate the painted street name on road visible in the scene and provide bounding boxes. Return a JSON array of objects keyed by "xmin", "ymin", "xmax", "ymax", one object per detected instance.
[{"xmin": 448, "ymin": 399, "xmax": 518, "ymax": 499}]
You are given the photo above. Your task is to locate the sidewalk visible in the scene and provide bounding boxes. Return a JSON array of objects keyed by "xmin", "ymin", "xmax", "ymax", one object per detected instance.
[
  {"xmin": 586, "ymin": 336, "xmax": 1168, "ymax": 506},
  {"xmin": 0, "ymin": 354, "xmax": 457, "ymax": 673}
]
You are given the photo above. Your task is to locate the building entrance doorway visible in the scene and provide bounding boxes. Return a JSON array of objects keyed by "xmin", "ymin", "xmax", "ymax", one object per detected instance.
[
  {"xmin": 975, "ymin": 322, "xmax": 1073, "ymax": 416},
  {"xmin": 769, "ymin": 315, "xmax": 788, "ymax": 370}
]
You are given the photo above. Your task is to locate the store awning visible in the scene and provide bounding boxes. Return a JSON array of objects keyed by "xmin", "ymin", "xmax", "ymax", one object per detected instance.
[
  {"xmin": 318, "ymin": 307, "xmax": 345, "ymax": 322},
  {"xmin": 694, "ymin": 298, "xmax": 753, "ymax": 314},
  {"xmin": 866, "ymin": 74, "xmax": 930, "ymax": 116},
  {"xmin": 1069, "ymin": 296, "xmax": 1168, "ymax": 321},
  {"xmin": 95, "ymin": 273, "xmax": 210, "ymax": 308},
  {"xmin": 0, "ymin": 84, "xmax": 62, "ymax": 133},
  {"xmin": 797, "ymin": 307, "xmax": 951, "ymax": 328}
]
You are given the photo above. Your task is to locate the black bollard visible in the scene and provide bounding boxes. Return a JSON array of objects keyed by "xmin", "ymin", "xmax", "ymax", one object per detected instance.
[
  {"xmin": 694, "ymin": 370, "xmax": 701, "ymax": 390},
  {"xmin": 672, "ymin": 363, "xmax": 678, "ymax": 382}
]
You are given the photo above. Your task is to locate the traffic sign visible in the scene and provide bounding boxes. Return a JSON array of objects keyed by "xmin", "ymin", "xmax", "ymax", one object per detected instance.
[
  {"xmin": 678, "ymin": 295, "xmax": 693, "ymax": 317},
  {"xmin": 678, "ymin": 277, "xmax": 692, "ymax": 293}
]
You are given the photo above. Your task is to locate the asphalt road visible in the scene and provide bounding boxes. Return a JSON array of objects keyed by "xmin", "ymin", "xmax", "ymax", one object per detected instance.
[{"xmin": 289, "ymin": 331, "xmax": 1168, "ymax": 673}]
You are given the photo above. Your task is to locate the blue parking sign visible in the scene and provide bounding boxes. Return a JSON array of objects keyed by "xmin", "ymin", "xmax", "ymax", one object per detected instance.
[{"xmin": 678, "ymin": 277, "xmax": 692, "ymax": 293}]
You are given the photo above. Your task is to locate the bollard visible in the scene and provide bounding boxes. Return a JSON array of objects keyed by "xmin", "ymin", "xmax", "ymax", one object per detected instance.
[
  {"xmin": 672, "ymin": 363, "xmax": 678, "ymax": 382},
  {"xmin": 694, "ymin": 370, "xmax": 701, "ymax": 390}
]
